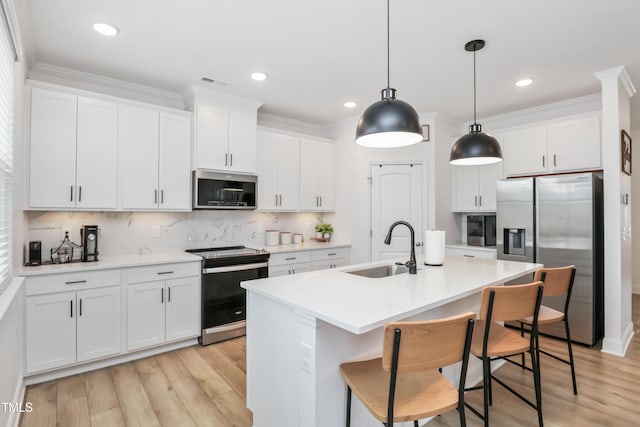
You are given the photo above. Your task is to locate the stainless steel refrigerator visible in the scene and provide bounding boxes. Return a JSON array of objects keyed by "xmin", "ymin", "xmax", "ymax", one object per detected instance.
[{"xmin": 496, "ymin": 172, "xmax": 604, "ymax": 346}]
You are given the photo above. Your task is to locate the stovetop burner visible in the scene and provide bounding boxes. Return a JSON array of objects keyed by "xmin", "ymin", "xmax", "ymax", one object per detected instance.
[{"xmin": 186, "ymin": 246, "xmax": 270, "ymax": 267}]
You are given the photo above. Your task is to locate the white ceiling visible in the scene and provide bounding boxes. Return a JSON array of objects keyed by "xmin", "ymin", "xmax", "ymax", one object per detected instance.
[{"xmin": 18, "ymin": 0, "xmax": 640, "ymax": 127}]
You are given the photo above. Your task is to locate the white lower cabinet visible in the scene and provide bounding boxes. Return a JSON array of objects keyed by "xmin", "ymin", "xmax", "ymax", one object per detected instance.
[
  {"xmin": 269, "ymin": 247, "xmax": 350, "ymax": 276},
  {"xmin": 445, "ymin": 246, "xmax": 496, "ymax": 260},
  {"xmin": 25, "ymin": 286, "xmax": 121, "ymax": 373},
  {"xmin": 126, "ymin": 265, "xmax": 200, "ymax": 351},
  {"xmin": 24, "ymin": 260, "xmax": 200, "ymax": 375}
]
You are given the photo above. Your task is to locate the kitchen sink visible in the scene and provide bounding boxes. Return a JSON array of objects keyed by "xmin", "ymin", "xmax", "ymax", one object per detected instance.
[{"xmin": 345, "ymin": 263, "xmax": 410, "ymax": 278}]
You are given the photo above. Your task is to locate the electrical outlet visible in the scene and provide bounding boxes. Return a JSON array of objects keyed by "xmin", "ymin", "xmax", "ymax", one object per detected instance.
[
  {"xmin": 152, "ymin": 225, "xmax": 161, "ymax": 238},
  {"xmin": 300, "ymin": 342, "xmax": 313, "ymax": 373}
]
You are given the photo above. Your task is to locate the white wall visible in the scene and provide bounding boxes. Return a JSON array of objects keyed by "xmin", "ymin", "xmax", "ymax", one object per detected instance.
[
  {"xmin": 631, "ymin": 127, "xmax": 640, "ymax": 294},
  {"xmin": 326, "ymin": 113, "xmax": 447, "ymax": 265}
]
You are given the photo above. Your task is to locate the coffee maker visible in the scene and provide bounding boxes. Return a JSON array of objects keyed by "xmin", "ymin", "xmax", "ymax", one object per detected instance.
[{"xmin": 81, "ymin": 225, "xmax": 99, "ymax": 262}]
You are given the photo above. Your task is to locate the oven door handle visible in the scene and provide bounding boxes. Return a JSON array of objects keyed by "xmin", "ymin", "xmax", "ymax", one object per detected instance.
[{"xmin": 203, "ymin": 262, "xmax": 269, "ymax": 274}]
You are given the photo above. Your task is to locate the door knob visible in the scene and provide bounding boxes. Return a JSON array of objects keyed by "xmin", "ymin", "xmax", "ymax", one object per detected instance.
[{"xmin": 416, "ymin": 242, "xmax": 422, "ymax": 247}]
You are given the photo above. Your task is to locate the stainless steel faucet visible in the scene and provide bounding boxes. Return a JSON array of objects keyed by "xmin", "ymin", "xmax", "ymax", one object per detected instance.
[{"xmin": 384, "ymin": 221, "xmax": 417, "ymax": 274}]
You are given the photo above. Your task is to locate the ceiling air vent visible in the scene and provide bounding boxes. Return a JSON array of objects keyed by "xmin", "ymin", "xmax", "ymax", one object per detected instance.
[{"xmin": 201, "ymin": 77, "xmax": 227, "ymax": 86}]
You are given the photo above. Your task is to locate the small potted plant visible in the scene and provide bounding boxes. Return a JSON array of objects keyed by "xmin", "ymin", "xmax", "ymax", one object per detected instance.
[{"xmin": 315, "ymin": 223, "xmax": 334, "ymax": 240}]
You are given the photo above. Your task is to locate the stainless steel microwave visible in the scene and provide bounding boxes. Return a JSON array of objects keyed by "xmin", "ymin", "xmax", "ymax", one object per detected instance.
[{"xmin": 192, "ymin": 170, "xmax": 257, "ymax": 210}]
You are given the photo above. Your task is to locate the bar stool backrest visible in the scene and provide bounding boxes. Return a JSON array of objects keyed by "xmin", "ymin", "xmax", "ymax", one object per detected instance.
[
  {"xmin": 382, "ymin": 312, "xmax": 476, "ymax": 373},
  {"xmin": 480, "ymin": 282, "xmax": 544, "ymax": 322},
  {"xmin": 533, "ymin": 266, "xmax": 576, "ymax": 297}
]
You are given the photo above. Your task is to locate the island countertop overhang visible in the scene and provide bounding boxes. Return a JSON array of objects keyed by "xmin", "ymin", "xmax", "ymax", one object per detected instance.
[{"xmin": 241, "ymin": 256, "xmax": 542, "ymax": 334}]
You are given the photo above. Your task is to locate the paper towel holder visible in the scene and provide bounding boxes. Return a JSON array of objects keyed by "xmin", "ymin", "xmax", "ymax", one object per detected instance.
[{"xmin": 424, "ymin": 229, "xmax": 446, "ymax": 266}]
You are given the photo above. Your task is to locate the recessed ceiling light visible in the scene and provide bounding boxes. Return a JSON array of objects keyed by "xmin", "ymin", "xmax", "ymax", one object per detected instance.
[
  {"xmin": 251, "ymin": 72, "xmax": 267, "ymax": 81},
  {"xmin": 93, "ymin": 22, "xmax": 119, "ymax": 36},
  {"xmin": 515, "ymin": 78, "xmax": 534, "ymax": 87},
  {"xmin": 344, "ymin": 101, "xmax": 357, "ymax": 108}
]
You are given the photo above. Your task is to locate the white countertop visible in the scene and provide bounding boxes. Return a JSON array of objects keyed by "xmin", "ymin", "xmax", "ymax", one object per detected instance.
[
  {"xmin": 253, "ymin": 241, "xmax": 351, "ymax": 254},
  {"xmin": 18, "ymin": 252, "xmax": 202, "ymax": 277},
  {"xmin": 242, "ymin": 255, "xmax": 540, "ymax": 334},
  {"xmin": 446, "ymin": 243, "xmax": 497, "ymax": 253}
]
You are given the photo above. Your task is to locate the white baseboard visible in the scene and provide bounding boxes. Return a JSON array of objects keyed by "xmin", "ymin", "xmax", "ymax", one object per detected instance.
[
  {"xmin": 24, "ymin": 338, "xmax": 198, "ymax": 385},
  {"xmin": 602, "ymin": 321, "xmax": 634, "ymax": 356}
]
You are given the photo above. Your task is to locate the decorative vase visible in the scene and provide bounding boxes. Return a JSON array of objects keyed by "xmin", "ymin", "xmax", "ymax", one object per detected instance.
[
  {"xmin": 316, "ymin": 232, "xmax": 323, "ymax": 238},
  {"xmin": 323, "ymin": 233, "xmax": 331, "ymax": 240}
]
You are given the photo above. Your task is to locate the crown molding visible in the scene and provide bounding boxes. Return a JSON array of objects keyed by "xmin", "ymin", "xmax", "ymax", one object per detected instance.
[
  {"xmin": 468, "ymin": 93, "xmax": 602, "ymax": 132},
  {"xmin": 258, "ymin": 113, "xmax": 328, "ymax": 138},
  {"xmin": 594, "ymin": 66, "xmax": 637, "ymax": 98},
  {"xmin": 182, "ymin": 85, "xmax": 262, "ymax": 111},
  {"xmin": 28, "ymin": 62, "xmax": 185, "ymax": 109}
]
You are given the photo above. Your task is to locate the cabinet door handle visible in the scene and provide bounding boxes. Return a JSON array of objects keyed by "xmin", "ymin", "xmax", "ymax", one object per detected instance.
[
  {"xmin": 154, "ymin": 190, "xmax": 158, "ymax": 204},
  {"xmin": 161, "ymin": 190, "xmax": 164, "ymax": 204},
  {"xmin": 70, "ymin": 185, "xmax": 74, "ymax": 202},
  {"xmin": 168, "ymin": 287, "xmax": 171, "ymax": 302},
  {"xmin": 230, "ymin": 154, "xmax": 233, "ymax": 167},
  {"xmin": 320, "ymin": 196, "xmax": 322, "ymax": 207},
  {"xmin": 279, "ymin": 195, "xmax": 282, "ymax": 206},
  {"xmin": 70, "ymin": 300, "xmax": 73, "ymax": 318},
  {"xmin": 463, "ymin": 254, "xmax": 475, "ymax": 258},
  {"xmin": 479, "ymin": 195, "xmax": 482, "ymax": 206},
  {"xmin": 65, "ymin": 280, "xmax": 87, "ymax": 285},
  {"xmin": 542, "ymin": 155, "xmax": 546, "ymax": 167},
  {"xmin": 78, "ymin": 186, "xmax": 82, "ymax": 202},
  {"xmin": 161, "ymin": 288, "xmax": 164, "ymax": 303},
  {"xmin": 292, "ymin": 269, "xmax": 295, "ymax": 274},
  {"xmin": 328, "ymin": 253, "xmax": 337, "ymax": 256},
  {"xmin": 79, "ymin": 298, "xmax": 82, "ymax": 316},
  {"xmin": 157, "ymin": 271, "xmax": 174, "ymax": 275},
  {"xmin": 285, "ymin": 257, "xmax": 296, "ymax": 260},
  {"xmin": 225, "ymin": 153, "xmax": 228, "ymax": 166},
  {"xmin": 316, "ymin": 196, "xmax": 319, "ymax": 207},
  {"xmin": 474, "ymin": 196, "xmax": 478, "ymax": 207},
  {"xmin": 553, "ymin": 154, "xmax": 557, "ymax": 167}
]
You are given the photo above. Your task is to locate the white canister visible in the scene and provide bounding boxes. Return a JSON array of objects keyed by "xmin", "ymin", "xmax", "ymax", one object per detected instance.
[
  {"xmin": 265, "ymin": 230, "xmax": 280, "ymax": 246},
  {"xmin": 424, "ymin": 230, "xmax": 446, "ymax": 266},
  {"xmin": 292, "ymin": 234, "xmax": 303, "ymax": 244},
  {"xmin": 280, "ymin": 232, "xmax": 292, "ymax": 245}
]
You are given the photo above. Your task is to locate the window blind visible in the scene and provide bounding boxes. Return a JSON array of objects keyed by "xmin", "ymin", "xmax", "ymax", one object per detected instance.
[{"xmin": 0, "ymin": 2, "xmax": 13, "ymax": 295}]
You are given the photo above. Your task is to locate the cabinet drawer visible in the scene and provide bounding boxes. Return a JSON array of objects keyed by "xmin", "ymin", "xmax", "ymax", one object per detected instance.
[
  {"xmin": 269, "ymin": 263, "xmax": 312, "ymax": 277},
  {"xmin": 269, "ymin": 251, "xmax": 312, "ymax": 266},
  {"xmin": 311, "ymin": 247, "xmax": 349, "ymax": 261},
  {"xmin": 311, "ymin": 259, "xmax": 349, "ymax": 271},
  {"xmin": 446, "ymin": 247, "xmax": 496, "ymax": 260},
  {"xmin": 26, "ymin": 269, "xmax": 120, "ymax": 296},
  {"xmin": 124, "ymin": 262, "xmax": 200, "ymax": 284}
]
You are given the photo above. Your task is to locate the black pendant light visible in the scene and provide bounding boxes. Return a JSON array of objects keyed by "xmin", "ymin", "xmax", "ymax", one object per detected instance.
[
  {"xmin": 450, "ymin": 40, "xmax": 503, "ymax": 165},
  {"xmin": 355, "ymin": 0, "xmax": 423, "ymax": 148}
]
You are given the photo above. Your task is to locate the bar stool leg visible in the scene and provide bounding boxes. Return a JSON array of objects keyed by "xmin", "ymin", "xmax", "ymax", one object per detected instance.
[
  {"xmin": 564, "ymin": 318, "xmax": 578, "ymax": 395},
  {"xmin": 531, "ymin": 347, "xmax": 544, "ymax": 427},
  {"xmin": 346, "ymin": 386, "xmax": 352, "ymax": 427},
  {"xmin": 482, "ymin": 356, "xmax": 491, "ymax": 427}
]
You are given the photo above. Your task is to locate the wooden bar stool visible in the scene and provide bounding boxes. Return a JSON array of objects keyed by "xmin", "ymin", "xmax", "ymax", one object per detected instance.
[
  {"xmin": 339, "ymin": 312, "xmax": 475, "ymax": 427},
  {"xmin": 520, "ymin": 266, "xmax": 578, "ymax": 395},
  {"xmin": 465, "ymin": 282, "xmax": 544, "ymax": 427}
]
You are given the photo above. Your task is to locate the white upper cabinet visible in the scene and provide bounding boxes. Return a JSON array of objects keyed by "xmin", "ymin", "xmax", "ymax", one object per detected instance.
[
  {"xmin": 159, "ymin": 112, "xmax": 192, "ymax": 210},
  {"xmin": 300, "ymin": 138, "xmax": 336, "ymax": 211},
  {"xmin": 121, "ymin": 106, "xmax": 191, "ymax": 211},
  {"xmin": 257, "ymin": 130, "xmax": 300, "ymax": 211},
  {"xmin": 76, "ymin": 97, "xmax": 119, "ymax": 208},
  {"xmin": 451, "ymin": 162, "xmax": 504, "ymax": 212},
  {"xmin": 503, "ymin": 114, "xmax": 601, "ymax": 177},
  {"xmin": 188, "ymin": 87, "xmax": 261, "ymax": 174},
  {"xmin": 120, "ymin": 105, "xmax": 160, "ymax": 209},
  {"xmin": 29, "ymin": 88, "xmax": 118, "ymax": 209},
  {"xmin": 547, "ymin": 115, "xmax": 600, "ymax": 173},
  {"xmin": 504, "ymin": 125, "xmax": 548, "ymax": 176}
]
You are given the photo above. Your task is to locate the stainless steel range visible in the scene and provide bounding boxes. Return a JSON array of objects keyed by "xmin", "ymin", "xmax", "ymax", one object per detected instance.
[{"xmin": 187, "ymin": 246, "xmax": 269, "ymax": 345}]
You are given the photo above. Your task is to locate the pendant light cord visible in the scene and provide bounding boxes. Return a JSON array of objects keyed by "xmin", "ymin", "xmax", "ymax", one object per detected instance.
[
  {"xmin": 473, "ymin": 46, "xmax": 477, "ymax": 125},
  {"xmin": 386, "ymin": 0, "xmax": 390, "ymax": 91}
]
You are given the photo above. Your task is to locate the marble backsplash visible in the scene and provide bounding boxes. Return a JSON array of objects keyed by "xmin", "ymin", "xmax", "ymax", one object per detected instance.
[{"xmin": 25, "ymin": 210, "xmax": 330, "ymax": 263}]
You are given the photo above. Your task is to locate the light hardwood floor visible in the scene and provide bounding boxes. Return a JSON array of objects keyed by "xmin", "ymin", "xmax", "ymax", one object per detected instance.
[{"xmin": 20, "ymin": 295, "xmax": 640, "ymax": 426}]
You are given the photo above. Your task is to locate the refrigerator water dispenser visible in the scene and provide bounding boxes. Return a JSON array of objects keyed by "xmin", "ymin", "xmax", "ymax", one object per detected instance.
[{"xmin": 504, "ymin": 228, "xmax": 525, "ymax": 256}]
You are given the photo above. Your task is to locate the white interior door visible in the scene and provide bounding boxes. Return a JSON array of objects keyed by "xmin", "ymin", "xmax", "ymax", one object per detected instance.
[{"xmin": 370, "ymin": 164, "xmax": 424, "ymax": 262}]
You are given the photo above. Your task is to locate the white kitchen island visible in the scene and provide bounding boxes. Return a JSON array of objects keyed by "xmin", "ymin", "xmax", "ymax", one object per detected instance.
[{"xmin": 241, "ymin": 255, "xmax": 541, "ymax": 427}]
